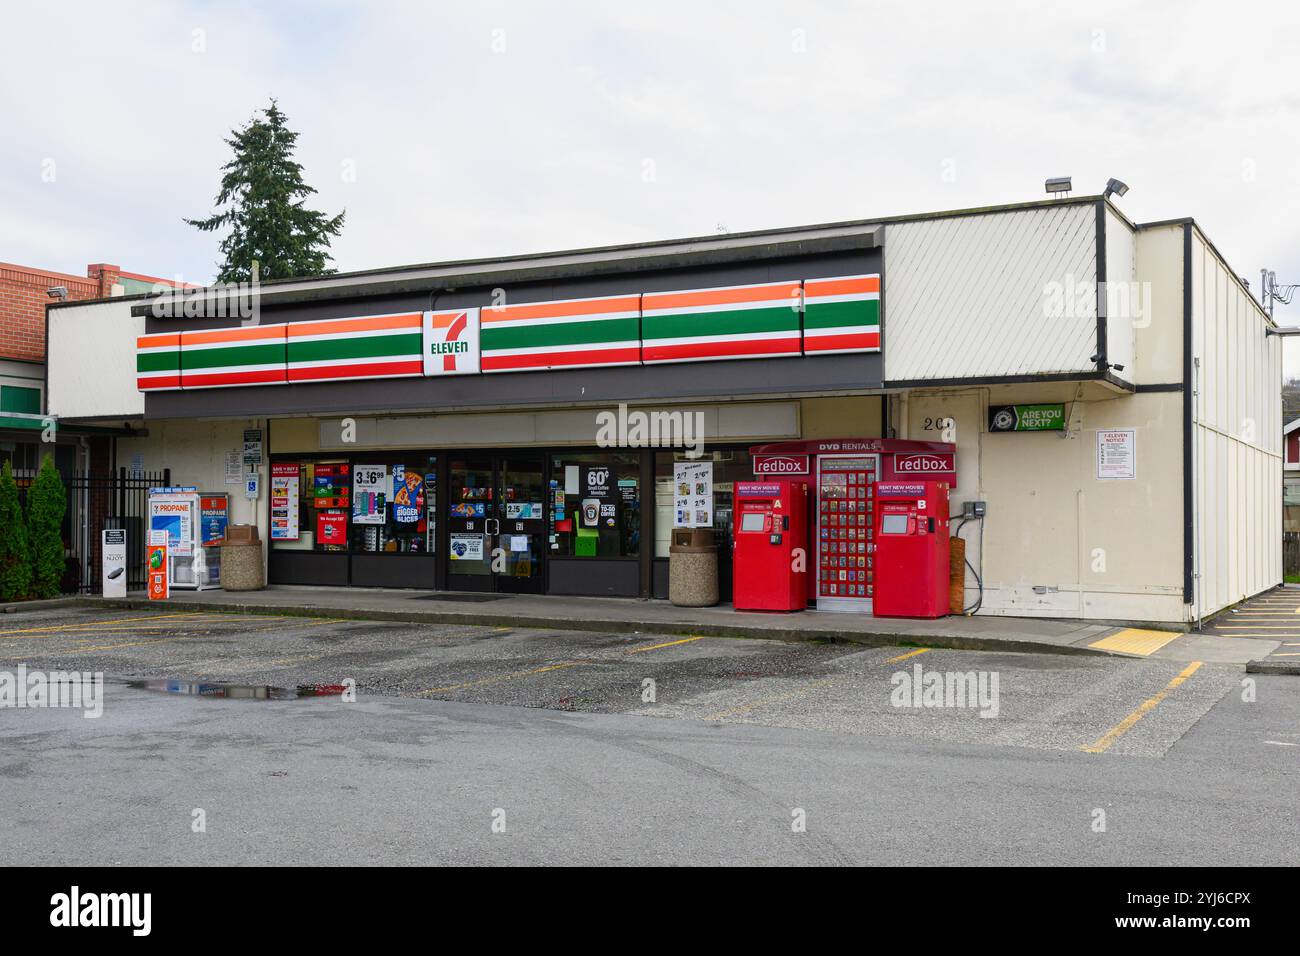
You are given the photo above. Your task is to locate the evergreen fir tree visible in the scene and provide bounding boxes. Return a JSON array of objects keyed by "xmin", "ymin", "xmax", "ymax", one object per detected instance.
[
  {"xmin": 0, "ymin": 460, "xmax": 32, "ymax": 601},
  {"xmin": 186, "ymin": 99, "xmax": 345, "ymax": 283},
  {"xmin": 27, "ymin": 457, "xmax": 67, "ymax": 599}
]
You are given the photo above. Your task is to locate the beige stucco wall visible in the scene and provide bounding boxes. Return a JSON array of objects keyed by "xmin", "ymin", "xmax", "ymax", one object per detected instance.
[
  {"xmin": 117, "ymin": 418, "xmax": 271, "ymax": 559},
  {"xmin": 904, "ymin": 383, "xmax": 1187, "ymax": 622}
]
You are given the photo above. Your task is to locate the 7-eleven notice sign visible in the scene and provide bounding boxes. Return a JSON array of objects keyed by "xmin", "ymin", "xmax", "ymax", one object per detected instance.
[{"xmin": 424, "ymin": 308, "xmax": 481, "ymax": 376}]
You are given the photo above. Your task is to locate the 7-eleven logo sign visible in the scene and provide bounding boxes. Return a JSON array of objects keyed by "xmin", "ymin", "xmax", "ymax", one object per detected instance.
[{"xmin": 423, "ymin": 307, "xmax": 481, "ymax": 376}]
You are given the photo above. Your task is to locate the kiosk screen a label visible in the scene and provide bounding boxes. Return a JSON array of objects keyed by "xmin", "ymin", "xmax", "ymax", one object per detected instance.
[{"xmin": 817, "ymin": 457, "xmax": 876, "ymax": 600}]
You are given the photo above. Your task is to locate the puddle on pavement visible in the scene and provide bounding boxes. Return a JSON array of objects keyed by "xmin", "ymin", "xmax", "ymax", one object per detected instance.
[{"xmin": 126, "ymin": 679, "xmax": 347, "ymax": 700}]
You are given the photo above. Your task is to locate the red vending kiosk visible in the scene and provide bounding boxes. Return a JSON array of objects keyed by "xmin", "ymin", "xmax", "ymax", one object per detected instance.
[
  {"xmin": 872, "ymin": 480, "xmax": 950, "ymax": 619},
  {"xmin": 732, "ymin": 480, "xmax": 809, "ymax": 612}
]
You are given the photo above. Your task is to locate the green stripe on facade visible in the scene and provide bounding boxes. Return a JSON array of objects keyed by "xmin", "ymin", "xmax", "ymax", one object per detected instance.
[
  {"xmin": 180, "ymin": 342, "xmax": 285, "ymax": 370},
  {"xmin": 137, "ymin": 351, "xmax": 180, "ymax": 373},
  {"xmin": 803, "ymin": 299, "xmax": 880, "ymax": 331},
  {"xmin": 481, "ymin": 317, "xmax": 639, "ymax": 352},
  {"xmin": 287, "ymin": 332, "xmax": 422, "ymax": 363},
  {"xmin": 641, "ymin": 306, "xmax": 798, "ymax": 342}
]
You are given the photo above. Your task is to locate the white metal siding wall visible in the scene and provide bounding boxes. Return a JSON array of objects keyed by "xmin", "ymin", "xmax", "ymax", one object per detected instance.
[
  {"xmin": 1103, "ymin": 207, "xmax": 1136, "ymax": 384},
  {"xmin": 1191, "ymin": 228, "xmax": 1282, "ymax": 616},
  {"xmin": 885, "ymin": 204, "xmax": 1098, "ymax": 380}
]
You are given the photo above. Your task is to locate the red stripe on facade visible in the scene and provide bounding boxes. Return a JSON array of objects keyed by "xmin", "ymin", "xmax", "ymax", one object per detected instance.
[
  {"xmin": 286, "ymin": 360, "xmax": 424, "ymax": 382},
  {"xmin": 181, "ymin": 369, "xmax": 288, "ymax": 388},
  {"xmin": 481, "ymin": 347, "xmax": 641, "ymax": 371},
  {"xmin": 802, "ymin": 331, "xmax": 881, "ymax": 352},
  {"xmin": 137, "ymin": 376, "xmax": 181, "ymax": 390},
  {"xmin": 642, "ymin": 337, "xmax": 800, "ymax": 363}
]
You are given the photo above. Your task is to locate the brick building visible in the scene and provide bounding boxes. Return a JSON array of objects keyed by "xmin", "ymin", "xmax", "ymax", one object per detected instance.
[{"xmin": 1, "ymin": 260, "xmax": 193, "ymax": 472}]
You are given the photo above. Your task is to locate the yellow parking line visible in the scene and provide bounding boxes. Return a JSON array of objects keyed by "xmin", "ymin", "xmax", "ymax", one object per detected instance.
[
  {"xmin": 1275, "ymin": 652, "xmax": 1300, "ymax": 657},
  {"xmin": 703, "ymin": 676, "xmax": 841, "ymax": 721},
  {"xmin": 0, "ymin": 613, "xmax": 217, "ymax": 636},
  {"xmin": 418, "ymin": 661, "xmax": 587, "ymax": 697},
  {"xmin": 1081, "ymin": 661, "xmax": 1203, "ymax": 754},
  {"xmin": 1089, "ymin": 628, "xmax": 1181, "ymax": 656},
  {"xmin": 626, "ymin": 635, "xmax": 707, "ymax": 654},
  {"xmin": 885, "ymin": 647, "xmax": 931, "ymax": 664}
]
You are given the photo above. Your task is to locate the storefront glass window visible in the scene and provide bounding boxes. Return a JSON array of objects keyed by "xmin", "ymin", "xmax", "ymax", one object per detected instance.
[
  {"xmin": 269, "ymin": 455, "xmax": 437, "ymax": 554},
  {"xmin": 549, "ymin": 452, "xmax": 640, "ymax": 557},
  {"xmin": 653, "ymin": 447, "xmax": 753, "ymax": 557}
]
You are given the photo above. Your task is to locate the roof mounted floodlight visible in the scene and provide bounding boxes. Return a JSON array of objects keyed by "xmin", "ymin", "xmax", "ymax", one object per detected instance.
[
  {"xmin": 1104, "ymin": 178, "xmax": 1129, "ymax": 199},
  {"xmin": 1045, "ymin": 177, "xmax": 1072, "ymax": 196}
]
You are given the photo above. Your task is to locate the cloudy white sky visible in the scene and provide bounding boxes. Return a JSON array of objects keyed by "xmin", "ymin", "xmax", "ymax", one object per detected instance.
[{"xmin": 4, "ymin": 1, "xmax": 1300, "ymax": 372}]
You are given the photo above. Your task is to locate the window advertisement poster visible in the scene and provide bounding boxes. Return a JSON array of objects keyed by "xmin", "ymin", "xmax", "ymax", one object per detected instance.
[
  {"xmin": 449, "ymin": 533, "xmax": 485, "ymax": 561},
  {"xmin": 316, "ymin": 510, "xmax": 349, "ymax": 546},
  {"xmin": 199, "ymin": 494, "xmax": 229, "ymax": 546},
  {"xmin": 270, "ymin": 463, "xmax": 301, "ymax": 540},
  {"xmin": 352, "ymin": 464, "xmax": 388, "ymax": 524},
  {"xmin": 1097, "ymin": 429, "xmax": 1136, "ymax": 480},
  {"xmin": 392, "ymin": 465, "xmax": 424, "ymax": 523},
  {"xmin": 673, "ymin": 461, "xmax": 713, "ymax": 528}
]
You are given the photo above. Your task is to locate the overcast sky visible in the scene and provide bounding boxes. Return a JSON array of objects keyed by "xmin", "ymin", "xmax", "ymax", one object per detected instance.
[{"xmin": 4, "ymin": 1, "xmax": 1300, "ymax": 374}]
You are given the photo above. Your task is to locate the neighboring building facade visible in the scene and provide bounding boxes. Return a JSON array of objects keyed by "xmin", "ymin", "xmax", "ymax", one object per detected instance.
[
  {"xmin": 0, "ymin": 260, "xmax": 192, "ymax": 474},
  {"xmin": 1284, "ymin": 417, "xmax": 1300, "ymax": 532},
  {"xmin": 45, "ymin": 195, "xmax": 1282, "ymax": 623}
]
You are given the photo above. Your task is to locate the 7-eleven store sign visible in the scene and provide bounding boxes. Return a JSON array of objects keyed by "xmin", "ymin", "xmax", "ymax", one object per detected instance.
[{"xmin": 423, "ymin": 308, "xmax": 481, "ymax": 376}]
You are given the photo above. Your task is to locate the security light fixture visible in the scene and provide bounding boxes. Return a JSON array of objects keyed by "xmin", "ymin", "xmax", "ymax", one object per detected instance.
[
  {"xmin": 46, "ymin": 286, "xmax": 68, "ymax": 299},
  {"xmin": 1045, "ymin": 177, "xmax": 1072, "ymax": 195},
  {"xmin": 1104, "ymin": 178, "xmax": 1129, "ymax": 199}
]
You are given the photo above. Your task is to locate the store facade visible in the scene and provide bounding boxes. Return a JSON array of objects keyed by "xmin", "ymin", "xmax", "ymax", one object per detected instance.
[{"xmin": 46, "ymin": 195, "xmax": 1283, "ymax": 623}]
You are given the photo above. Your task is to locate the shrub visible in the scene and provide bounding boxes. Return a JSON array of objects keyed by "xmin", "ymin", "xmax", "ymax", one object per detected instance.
[
  {"xmin": 0, "ymin": 460, "xmax": 32, "ymax": 601},
  {"xmin": 28, "ymin": 457, "xmax": 67, "ymax": 599}
]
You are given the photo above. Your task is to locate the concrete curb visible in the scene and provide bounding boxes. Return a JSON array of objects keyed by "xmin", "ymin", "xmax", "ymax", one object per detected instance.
[
  {"xmin": 74, "ymin": 596, "xmax": 1111, "ymax": 657},
  {"xmin": 1245, "ymin": 659, "xmax": 1300, "ymax": 676},
  {"xmin": 2, "ymin": 597, "xmax": 95, "ymax": 615}
]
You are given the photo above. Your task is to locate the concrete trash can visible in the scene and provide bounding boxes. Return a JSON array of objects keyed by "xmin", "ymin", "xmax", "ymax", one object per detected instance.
[
  {"xmin": 669, "ymin": 528, "xmax": 718, "ymax": 607},
  {"xmin": 220, "ymin": 524, "xmax": 265, "ymax": 591}
]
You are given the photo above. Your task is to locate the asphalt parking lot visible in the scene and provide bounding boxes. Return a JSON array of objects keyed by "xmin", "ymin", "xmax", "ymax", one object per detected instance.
[{"xmin": 0, "ymin": 606, "xmax": 1248, "ymax": 757}]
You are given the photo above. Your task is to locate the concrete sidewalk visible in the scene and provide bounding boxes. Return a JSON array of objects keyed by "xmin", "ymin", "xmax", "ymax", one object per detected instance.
[{"xmin": 63, "ymin": 584, "xmax": 1150, "ymax": 657}]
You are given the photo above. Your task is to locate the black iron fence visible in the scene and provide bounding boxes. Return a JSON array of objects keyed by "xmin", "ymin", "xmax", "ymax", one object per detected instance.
[{"xmin": 16, "ymin": 467, "xmax": 170, "ymax": 594}]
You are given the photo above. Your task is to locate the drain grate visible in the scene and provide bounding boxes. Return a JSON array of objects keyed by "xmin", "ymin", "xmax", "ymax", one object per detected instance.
[{"xmin": 409, "ymin": 592, "xmax": 510, "ymax": 603}]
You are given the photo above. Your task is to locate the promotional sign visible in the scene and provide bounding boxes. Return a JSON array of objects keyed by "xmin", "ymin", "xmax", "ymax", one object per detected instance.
[
  {"xmin": 754, "ymin": 454, "xmax": 810, "ymax": 476},
  {"xmin": 816, "ymin": 455, "xmax": 878, "ymax": 611},
  {"xmin": 352, "ymin": 464, "xmax": 388, "ymax": 524},
  {"xmin": 270, "ymin": 463, "xmax": 301, "ymax": 540},
  {"xmin": 449, "ymin": 533, "xmax": 485, "ymax": 561},
  {"xmin": 1097, "ymin": 429, "xmax": 1136, "ymax": 480},
  {"xmin": 316, "ymin": 511, "xmax": 349, "ymax": 546},
  {"xmin": 146, "ymin": 531, "xmax": 168, "ymax": 601},
  {"xmin": 424, "ymin": 308, "xmax": 481, "ymax": 376},
  {"xmin": 199, "ymin": 495, "xmax": 229, "ymax": 546},
  {"xmin": 988, "ymin": 404, "xmax": 1066, "ymax": 432},
  {"xmin": 673, "ymin": 461, "xmax": 713, "ymax": 528},
  {"xmin": 101, "ymin": 528, "xmax": 127, "ymax": 598},
  {"xmin": 392, "ymin": 465, "xmax": 424, "ymax": 523}
]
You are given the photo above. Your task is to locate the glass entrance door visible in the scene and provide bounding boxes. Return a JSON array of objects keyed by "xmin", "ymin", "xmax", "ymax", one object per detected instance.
[{"xmin": 446, "ymin": 454, "xmax": 546, "ymax": 594}]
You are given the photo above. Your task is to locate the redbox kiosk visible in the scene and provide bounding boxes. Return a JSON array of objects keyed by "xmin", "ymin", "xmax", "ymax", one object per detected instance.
[
  {"xmin": 749, "ymin": 438, "xmax": 957, "ymax": 614},
  {"xmin": 872, "ymin": 480, "xmax": 950, "ymax": 618},
  {"xmin": 731, "ymin": 480, "xmax": 809, "ymax": 612}
]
